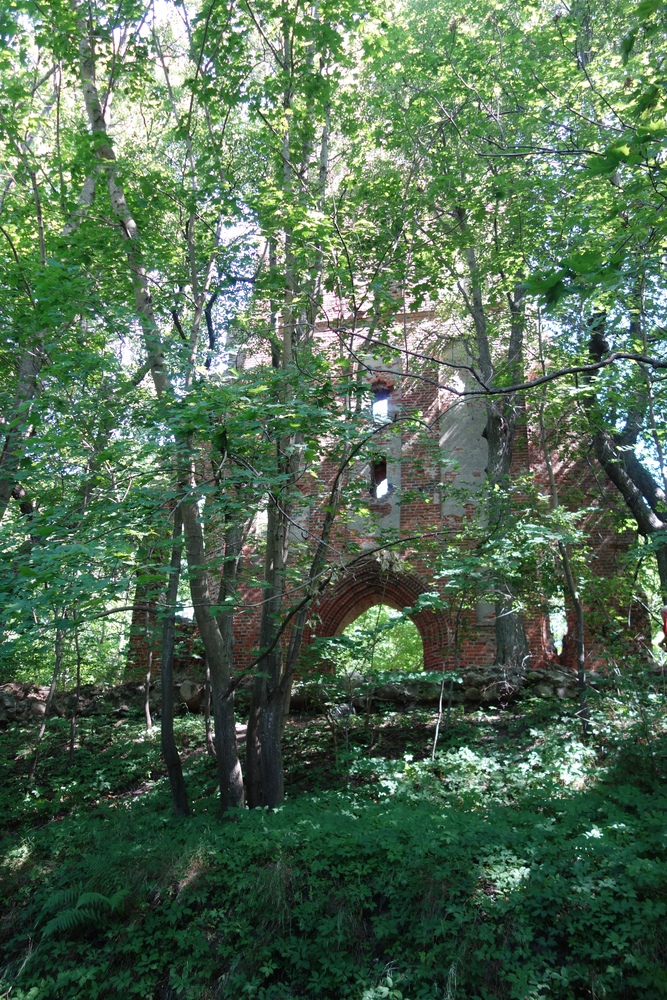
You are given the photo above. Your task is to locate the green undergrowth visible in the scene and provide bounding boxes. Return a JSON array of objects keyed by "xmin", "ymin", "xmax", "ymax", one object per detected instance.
[{"xmin": 1, "ymin": 686, "xmax": 666, "ymax": 1000}]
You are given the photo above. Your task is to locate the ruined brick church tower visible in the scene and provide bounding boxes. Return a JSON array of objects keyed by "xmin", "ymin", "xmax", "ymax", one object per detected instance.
[{"xmin": 126, "ymin": 305, "xmax": 633, "ymax": 683}]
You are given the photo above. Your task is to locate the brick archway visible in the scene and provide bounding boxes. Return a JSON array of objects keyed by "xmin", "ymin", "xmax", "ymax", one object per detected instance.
[{"xmin": 310, "ymin": 563, "xmax": 449, "ymax": 670}]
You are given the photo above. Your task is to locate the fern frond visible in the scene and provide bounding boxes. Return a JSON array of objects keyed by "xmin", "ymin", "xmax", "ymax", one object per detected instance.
[
  {"xmin": 39, "ymin": 887, "xmax": 130, "ymax": 939},
  {"xmin": 75, "ymin": 891, "xmax": 114, "ymax": 910},
  {"xmin": 38, "ymin": 885, "xmax": 82, "ymax": 922},
  {"xmin": 42, "ymin": 907, "xmax": 91, "ymax": 938}
]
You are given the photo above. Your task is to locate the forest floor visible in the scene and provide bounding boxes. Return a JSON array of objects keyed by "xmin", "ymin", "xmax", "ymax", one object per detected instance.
[{"xmin": 1, "ymin": 663, "xmax": 666, "ymax": 1000}]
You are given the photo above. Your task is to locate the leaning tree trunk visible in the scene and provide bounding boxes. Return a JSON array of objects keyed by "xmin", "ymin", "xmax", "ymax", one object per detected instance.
[
  {"xmin": 73, "ymin": 4, "xmax": 169, "ymax": 397},
  {"xmin": 584, "ymin": 311, "xmax": 667, "ymax": 601},
  {"xmin": 590, "ymin": 424, "xmax": 667, "ymax": 598}
]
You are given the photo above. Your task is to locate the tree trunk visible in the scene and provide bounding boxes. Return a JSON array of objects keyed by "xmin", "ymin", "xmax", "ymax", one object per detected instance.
[
  {"xmin": 485, "ymin": 403, "xmax": 529, "ymax": 670},
  {"xmin": 591, "ymin": 426, "xmax": 667, "ymax": 599},
  {"xmin": 72, "ymin": 13, "xmax": 247, "ymax": 813},
  {"xmin": 246, "ymin": 431, "xmax": 350, "ymax": 808},
  {"xmin": 461, "ymin": 244, "xmax": 529, "ymax": 667},
  {"xmin": 160, "ymin": 507, "xmax": 190, "ymax": 817},
  {"xmin": 144, "ymin": 611, "xmax": 153, "ymax": 733},
  {"xmin": 245, "ymin": 25, "xmax": 334, "ymax": 809},
  {"xmin": 0, "ymin": 350, "xmax": 43, "ymax": 520},
  {"xmin": 69, "ymin": 616, "xmax": 82, "ymax": 766},
  {"xmin": 259, "ymin": 688, "xmax": 285, "ymax": 806},
  {"xmin": 73, "ymin": 7, "xmax": 169, "ymax": 397},
  {"xmin": 538, "ymin": 320, "xmax": 588, "ymax": 736},
  {"xmin": 494, "ymin": 589, "xmax": 529, "ymax": 669},
  {"xmin": 204, "ymin": 659, "xmax": 216, "ymax": 757},
  {"xmin": 560, "ymin": 543, "xmax": 589, "ymax": 735},
  {"xmin": 181, "ymin": 495, "xmax": 244, "ymax": 814},
  {"xmin": 212, "ymin": 522, "xmax": 246, "ymax": 811},
  {"xmin": 247, "ymin": 492, "xmax": 289, "ymax": 808},
  {"xmin": 245, "ymin": 686, "xmax": 263, "ymax": 808},
  {"xmin": 210, "ymin": 680, "xmax": 243, "ymax": 811}
]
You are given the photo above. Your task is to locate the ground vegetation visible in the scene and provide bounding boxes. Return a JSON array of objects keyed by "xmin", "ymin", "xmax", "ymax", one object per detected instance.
[{"xmin": 1, "ymin": 677, "xmax": 666, "ymax": 999}]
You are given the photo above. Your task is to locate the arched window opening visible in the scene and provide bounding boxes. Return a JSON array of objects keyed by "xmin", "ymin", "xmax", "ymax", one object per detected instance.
[
  {"xmin": 337, "ymin": 604, "xmax": 423, "ymax": 675},
  {"xmin": 371, "ymin": 381, "xmax": 393, "ymax": 424}
]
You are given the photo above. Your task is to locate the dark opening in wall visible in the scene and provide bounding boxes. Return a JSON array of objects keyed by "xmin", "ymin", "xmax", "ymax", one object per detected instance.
[{"xmin": 371, "ymin": 457, "xmax": 389, "ymax": 499}]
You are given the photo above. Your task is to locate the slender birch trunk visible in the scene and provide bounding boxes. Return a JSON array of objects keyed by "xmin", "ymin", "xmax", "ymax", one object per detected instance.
[
  {"xmin": 144, "ymin": 611, "xmax": 153, "ymax": 733},
  {"xmin": 204, "ymin": 659, "xmax": 216, "ymax": 757},
  {"xmin": 72, "ymin": 3, "xmax": 169, "ymax": 397},
  {"xmin": 69, "ymin": 614, "xmax": 83, "ymax": 766}
]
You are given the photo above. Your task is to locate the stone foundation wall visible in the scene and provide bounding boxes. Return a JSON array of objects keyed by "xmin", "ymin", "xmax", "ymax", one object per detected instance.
[{"xmin": 0, "ymin": 664, "xmax": 602, "ymax": 727}]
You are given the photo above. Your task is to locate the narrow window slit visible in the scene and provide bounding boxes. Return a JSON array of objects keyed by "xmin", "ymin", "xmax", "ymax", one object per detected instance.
[{"xmin": 371, "ymin": 458, "xmax": 389, "ymax": 499}]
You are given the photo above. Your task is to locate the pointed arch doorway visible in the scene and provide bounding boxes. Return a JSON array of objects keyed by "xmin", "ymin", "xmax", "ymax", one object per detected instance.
[{"xmin": 311, "ymin": 563, "xmax": 449, "ymax": 670}]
